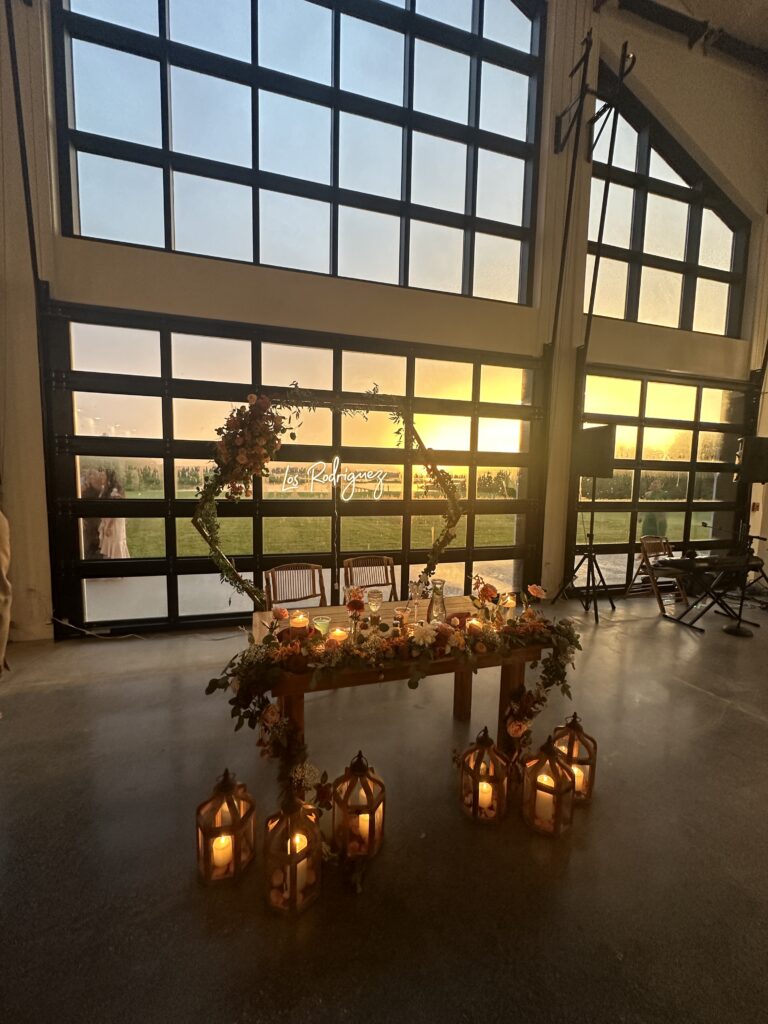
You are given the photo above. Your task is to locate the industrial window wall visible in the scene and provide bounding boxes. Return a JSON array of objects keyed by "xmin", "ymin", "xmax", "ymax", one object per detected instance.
[
  {"xmin": 585, "ymin": 66, "xmax": 749, "ymax": 337},
  {"xmin": 42, "ymin": 308, "xmax": 547, "ymax": 633},
  {"xmin": 52, "ymin": 0, "xmax": 545, "ymax": 304},
  {"xmin": 570, "ymin": 370, "xmax": 753, "ymax": 592}
]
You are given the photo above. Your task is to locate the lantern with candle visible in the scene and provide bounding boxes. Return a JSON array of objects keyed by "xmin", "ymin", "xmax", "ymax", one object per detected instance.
[
  {"xmin": 553, "ymin": 712, "xmax": 597, "ymax": 803},
  {"xmin": 332, "ymin": 750, "xmax": 386, "ymax": 859},
  {"xmin": 264, "ymin": 798, "xmax": 322, "ymax": 913},
  {"xmin": 522, "ymin": 737, "xmax": 575, "ymax": 837},
  {"xmin": 459, "ymin": 726, "xmax": 510, "ymax": 823},
  {"xmin": 196, "ymin": 768, "xmax": 256, "ymax": 884}
]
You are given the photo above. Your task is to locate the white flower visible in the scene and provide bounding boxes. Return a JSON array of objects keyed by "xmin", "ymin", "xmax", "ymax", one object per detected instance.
[{"xmin": 411, "ymin": 622, "xmax": 437, "ymax": 646}]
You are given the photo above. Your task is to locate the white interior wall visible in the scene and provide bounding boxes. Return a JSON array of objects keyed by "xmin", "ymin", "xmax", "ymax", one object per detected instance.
[{"xmin": 1, "ymin": 0, "xmax": 767, "ymax": 640}]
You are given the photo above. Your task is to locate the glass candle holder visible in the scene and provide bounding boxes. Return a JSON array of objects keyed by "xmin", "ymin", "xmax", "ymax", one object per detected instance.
[
  {"xmin": 367, "ymin": 589, "xmax": 383, "ymax": 624},
  {"xmin": 312, "ymin": 615, "xmax": 331, "ymax": 636},
  {"xmin": 290, "ymin": 610, "xmax": 310, "ymax": 637}
]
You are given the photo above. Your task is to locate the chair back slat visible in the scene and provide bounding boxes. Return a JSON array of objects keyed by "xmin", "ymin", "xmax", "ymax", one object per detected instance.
[
  {"xmin": 343, "ymin": 556, "xmax": 398, "ymax": 602},
  {"xmin": 264, "ymin": 563, "xmax": 327, "ymax": 609}
]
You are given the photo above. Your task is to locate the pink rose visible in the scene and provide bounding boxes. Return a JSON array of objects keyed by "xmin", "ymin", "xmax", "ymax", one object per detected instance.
[
  {"xmin": 528, "ymin": 584, "xmax": 547, "ymax": 600},
  {"xmin": 247, "ymin": 394, "xmax": 258, "ymax": 406},
  {"xmin": 261, "ymin": 703, "xmax": 281, "ymax": 727},
  {"xmin": 272, "ymin": 607, "xmax": 289, "ymax": 621}
]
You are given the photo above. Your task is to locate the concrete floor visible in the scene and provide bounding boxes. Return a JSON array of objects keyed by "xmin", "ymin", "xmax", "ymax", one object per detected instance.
[{"xmin": 1, "ymin": 598, "xmax": 767, "ymax": 1024}]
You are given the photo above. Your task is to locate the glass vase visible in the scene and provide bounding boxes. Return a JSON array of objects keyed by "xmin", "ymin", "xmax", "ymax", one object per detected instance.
[{"xmin": 427, "ymin": 578, "xmax": 447, "ymax": 623}]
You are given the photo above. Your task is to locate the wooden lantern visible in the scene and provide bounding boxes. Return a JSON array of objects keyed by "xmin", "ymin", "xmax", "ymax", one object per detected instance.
[
  {"xmin": 332, "ymin": 750, "xmax": 386, "ymax": 859},
  {"xmin": 263, "ymin": 800, "xmax": 322, "ymax": 913},
  {"xmin": 522, "ymin": 736, "xmax": 575, "ymax": 837},
  {"xmin": 553, "ymin": 712, "xmax": 597, "ymax": 803},
  {"xmin": 196, "ymin": 768, "xmax": 256, "ymax": 884},
  {"xmin": 459, "ymin": 726, "xmax": 510, "ymax": 824}
]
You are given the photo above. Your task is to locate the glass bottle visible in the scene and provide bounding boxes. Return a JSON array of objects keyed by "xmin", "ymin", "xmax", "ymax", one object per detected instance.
[{"xmin": 427, "ymin": 578, "xmax": 447, "ymax": 623}]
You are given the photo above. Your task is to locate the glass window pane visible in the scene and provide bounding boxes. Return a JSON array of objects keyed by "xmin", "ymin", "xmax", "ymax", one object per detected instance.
[
  {"xmin": 172, "ymin": 334, "xmax": 251, "ymax": 383},
  {"xmin": 648, "ymin": 149, "xmax": 687, "ymax": 187},
  {"xmin": 584, "ymin": 376, "xmax": 641, "ymax": 417},
  {"xmin": 638, "ymin": 268, "xmax": 683, "ymax": 328},
  {"xmin": 638, "ymin": 509, "xmax": 685, "ymax": 541},
  {"xmin": 584, "ymin": 256, "xmax": 628, "ymax": 319},
  {"xmin": 339, "ymin": 114, "xmax": 402, "ymax": 199},
  {"xmin": 588, "ymin": 180, "xmax": 633, "ymax": 248},
  {"xmin": 411, "ymin": 561, "xmax": 467, "ymax": 596},
  {"xmin": 642, "ymin": 427, "xmax": 693, "ymax": 461},
  {"xmin": 174, "ymin": 458, "xmax": 214, "ymax": 498},
  {"xmin": 409, "ymin": 221, "xmax": 464, "ymax": 293},
  {"xmin": 173, "ymin": 398, "xmax": 238, "ymax": 441},
  {"xmin": 576, "ymin": 512, "xmax": 631, "ymax": 544},
  {"xmin": 592, "ymin": 114, "xmax": 637, "ymax": 172},
  {"xmin": 71, "ymin": 0, "xmax": 158, "ymax": 33},
  {"xmin": 412, "ymin": 465, "xmax": 468, "ymax": 499},
  {"xmin": 340, "ymin": 16, "xmax": 404, "ymax": 106},
  {"xmin": 414, "ymin": 358, "xmax": 472, "ymax": 401},
  {"xmin": 72, "ymin": 41, "xmax": 160, "ymax": 147},
  {"xmin": 478, "ymin": 418, "xmax": 527, "ymax": 453},
  {"xmin": 178, "ymin": 572, "xmax": 254, "ymax": 615},
  {"xmin": 579, "ymin": 470, "xmax": 633, "ymax": 501},
  {"xmin": 574, "ymin": 553, "xmax": 628, "ymax": 585},
  {"xmin": 284, "ymin": 408, "xmax": 332, "ymax": 446},
  {"xmin": 411, "ymin": 133, "xmax": 466, "ymax": 213},
  {"xmin": 412, "ymin": 515, "xmax": 466, "ymax": 548},
  {"xmin": 259, "ymin": 191, "xmax": 330, "ymax": 273},
  {"xmin": 416, "ymin": 0, "xmax": 472, "ymax": 31},
  {"xmin": 74, "ymin": 392, "xmax": 163, "ymax": 438},
  {"xmin": 476, "ymin": 151, "xmax": 525, "ymax": 225},
  {"xmin": 263, "ymin": 517, "xmax": 331, "ymax": 553},
  {"xmin": 341, "ymin": 516, "xmax": 403, "ymax": 550},
  {"xmin": 70, "ymin": 324, "xmax": 161, "ymax": 376},
  {"xmin": 262, "ymin": 342, "xmax": 333, "ymax": 390},
  {"xmin": 338, "ymin": 207, "xmax": 400, "ymax": 284},
  {"xmin": 697, "ymin": 432, "xmax": 740, "ymax": 463},
  {"xmin": 80, "ymin": 518, "xmax": 165, "ymax": 560},
  {"xmin": 477, "ymin": 467, "xmax": 527, "ymax": 500},
  {"xmin": 259, "ymin": 92, "xmax": 331, "ymax": 184},
  {"xmin": 699, "ymin": 209, "xmax": 733, "ymax": 271},
  {"xmin": 413, "ymin": 414, "xmax": 471, "ymax": 450},
  {"xmin": 645, "ymin": 382, "xmax": 696, "ymax": 420},
  {"xmin": 583, "ymin": 421, "xmax": 638, "ymax": 459},
  {"xmin": 171, "ymin": 68, "xmax": 251, "ymax": 167},
  {"xmin": 338, "ymin": 464, "xmax": 405, "ymax": 501},
  {"xmin": 342, "ymin": 351, "xmax": 406, "ymax": 396},
  {"xmin": 473, "ymin": 234, "xmax": 521, "ymax": 303},
  {"xmin": 700, "ymin": 389, "xmax": 745, "ymax": 425},
  {"xmin": 693, "ymin": 472, "xmax": 737, "ymax": 502},
  {"xmin": 413, "ymin": 41, "xmax": 470, "ymax": 123},
  {"xmin": 638, "ymin": 470, "xmax": 689, "ymax": 501},
  {"xmin": 471, "ymin": 558, "xmax": 522, "ymax": 593},
  {"xmin": 77, "ymin": 154, "xmax": 164, "ymax": 247},
  {"xmin": 693, "ymin": 279, "xmax": 729, "ymax": 336},
  {"xmin": 644, "ymin": 195, "xmax": 689, "ymax": 261},
  {"xmin": 341, "ymin": 412, "xmax": 399, "ymax": 448},
  {"xmin": 263, "ymin": 462, "xmax": 333, "ymax": 500},
  {"xmin": 480, "ymin": 365, "xmax": 531, "ymax": 405},
  {"xmin": 83, "ymin": 577, "xmax": 167, "ymax": 621},
  {"xmin": 77, "ymin": 456, "xmax": 164, "ymax": 498},
  {"xmin": 173, "ymin": 173, "xmax": 253, "ymax": 261},
  {"xmin": 483, "ymin": 0, "xmax": 532, "ymax": 51},
  {"xmin": 480, "ymin": 63, "xmax": 528, "ymax": 139},
  {"xmin": 258, "ymin": 0, "xmax": 332, "ymax": 84},
  {"xmin": 177, "ymin": 518, "xmax": 252, "ymax": 556},
  {"xmin": 169, "ymin": 0, "xmax": 250, "ymax": 61},
  {"xmin": 690, "ymin": 511, "xmax": 735, "ymax": 542},
  {"xmin": 475, "ymin": 513, "xmax": 523, "ymax": 547}
]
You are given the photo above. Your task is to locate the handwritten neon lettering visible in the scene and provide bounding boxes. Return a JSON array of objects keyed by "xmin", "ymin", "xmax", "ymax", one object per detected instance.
[{"xmin": 280, "ymin": 458, "xmax": 388, "ymax": 501}]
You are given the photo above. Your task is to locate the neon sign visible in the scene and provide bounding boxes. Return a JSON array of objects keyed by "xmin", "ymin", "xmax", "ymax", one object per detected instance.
[{"xmin": 280, "ymin": 457, "xmax": 389, "ymax": 501}]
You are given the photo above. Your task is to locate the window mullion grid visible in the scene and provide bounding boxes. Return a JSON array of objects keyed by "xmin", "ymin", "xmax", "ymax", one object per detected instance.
[
  {"xmin": 401, "ymin": 355, "xmax": 416, "ymax": 600},
  {"xmin": 331, "ymin": 345, "xmax": 343, "ymax": 603},
  {"xmin": 625, "ymin": 181, "xmax": 647, "ymax": 322},
  {"xmin": 251, "ymin": 0, "xmax": 260, "ymax": 264},
  {"xmin": 331, "ymin": 7, "xmax": 341, "ymax": 277},
  {"xmin": 462, "ymin": 0, "xmax": 483, "ymax": 297},
  {"xmin": 400, "ymin": 28, "xmax": 415, "ymax": 288},
  {"xmin": 158, "ymin": 320, "xmax": 179, "ymax": 621},
  {"xmin": 158, "ymin": 0, "xmax": 173, "ymax": 252},
  {"xmin": 680, "ymin": 202, "xmax": 702, "ymax": 331}
]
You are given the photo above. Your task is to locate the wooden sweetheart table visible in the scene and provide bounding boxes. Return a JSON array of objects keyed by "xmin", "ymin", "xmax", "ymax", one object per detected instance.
[{"xmin": 252, "ymin": 596, "xmax": 543, "ymax": 744}]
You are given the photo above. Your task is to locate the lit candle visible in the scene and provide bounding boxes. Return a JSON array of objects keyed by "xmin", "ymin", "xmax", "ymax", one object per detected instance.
[
  {"xmin": 288, "ymin": 832, "xmax": 308, "ymax": 896},
  {"xmin": 466, "ymin": 617, "xmax": 484, "ymax": 636},
  {"xmin": 556, "ymin": 740, "xmax": 569, "ymax": 755},
  {"xmin": 212, "ymin": 834, "xmax": 233, "ymax": 869},
  {"xmin": 290, "ymin": 611, "xmax": 309, "ymax": 636},
  {"xmin": 356, "ymin": 803, "xmax": 383, "ymax": 851},
  {"xmin": 328, "ymin": 627, "xmax": 349, "ymax": 643},
  {"xmin": 534, "ymin": 773, "xmax": 555, "ymax": 828},
  {"xmin": 478, "ymin": 780, "xmax": 493, "ymax": 809},
  {"xmin": 572, "ymin": 765, "xmax": 586, "ymax": 794}
]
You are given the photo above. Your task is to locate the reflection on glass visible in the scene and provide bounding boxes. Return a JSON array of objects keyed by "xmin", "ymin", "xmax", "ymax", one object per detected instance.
[
  {"xmin": 77, "ymin": 154, "xmax": 164, "ymax": 247},
  {"xmin": 645, "ymin": 382, "xmax": 696, "ymax": 420},
  {"xmin": 638, "ymin": 268, "xmax": 683, "ymax": 328},
  {"xmin": 478, "ymin": 418, "xmax": 526, "ymax": 453},
  {"xmin": 697, "ymin": 432, "xmax": 740, "ymax": 463},
  {"xmin": 480, "ymin": 365, "xmax": 531, "ymax": 405},
  {"xmin": 338, "ymin": 207, "xmax": 400, "ymax": 284},
  {"xmin": 339, "ymin": 464, "xmax": 404, "ymax": 500},
  {"xmin": 340, "ymin": 516, "xmax": 403, "ymax": 550},
  {"xmin": 78, "ymin": 456, "xmax": 164, "ymax": 498},
  {"xmin": 700, "ymin": 389, "xmax": 745, "ymax": 424},
  {"xmin": 413, "ymin": 414, "xmax": 471, "ymax": 451},
  {"xmin": 579, "ymin": 470, "xmax": 633, "ymax": 501},
  {"xmin": 169, "ymin": 0, "xmax": 250, "ymax": 61},
  {"xmin": 172, "ymin": 334, "xmax": 251, "ymax": 383},
  {"xmin": 410, "ymin": 133, "xmax": 466, "ymax": 213},
  {"xmin": 173, "ymin": 173, "xmax": 253, "ymax": 261},
  {"xmin": 80, "ymin": 517, "xmax": 165, "ymax": 560},
  {"xmin": 693, "ymin": 472, "xmax": 736, "ymax": 502},
  {"xmin": 576, "ymin": 511, "xmax": 631, "ymax": 544},
  {"xmin": 74, "ymin": 392, "xmax": 162, "ymax": 437},
  {"xmin": 693, "ymin": 279, "xmax": 729, "ymax": 336},
  {"xmin": 263, "ymin": 517, "xmax": 331, "ymax": 553},
  {"xmin": 475, "ymin": 513, "xmax": 522, "ymax": 547},
  {"xmin": 412, "ymin": 466, "xmax": 468, "ymax": 499},
  {"xmin": 178, "ymin": 573, "xmax": 254, "ymax": 615},
  {"xmin": 173, "ymin": 398, "xmax": 237, "ymax": 441},
  {"xmin": 476, "ymin": 467, "xmax": 526, "ymax": 500},
  {"xmin": 588, "ymin": 180, "xmax": 633, "ymax": 248},
  {"xmin": 690, "ymin": 511, "xmax": 735, "ymax": 541},
  {"xmin": 699, "ymin": 209, "xmax": 733, "ymax": 271},
  {"xmin": 483, "ymin": 0, "xmax": 531, "ymax": 51},
  {"xmin": 71, "ymin": 0, "xmax": 158, "ymax": 34},
  {"xmin": 73, "ymin": 41, "xmax": 161, "ymax": 147},
  {"xmin": 340, "ymin": 16, "xmax": 404, "ymax": 106},
  {"xmin": 341, "ymin": 412, "xmax": 399, "ymax": 448},
  {"xmin": 71, "ymin": 323, "xmax": 160, "ymax": 376},
  {"xmin": 83, "ymin": 576, "xmax": 168, "ymax": 622},
  {"xmin": 409, "ymin": 221, "xmax": 463, "ymax": 293},
  {"xmin": 642, "ymin": 428, "xmax": 693, "ymax": 461},
  {"xmin": 171, "ymin": 68, "xmax": 251, "ymax": 167},
  {"xmin": 639, "ymin": 471, "xmax": 688, "ymax": 501},
  {"xmin": 258, "ymin": 0, "xmax": 332, "ymax": 85},
  {"xmin": 476, "ymin": 151, "xmax": 525, "ymax": 225},
  {"xmin": 472, "ymin": 558, "xmax": 522, "ymax": 594},
  {"xmin": 259, "ymin": 92, "xmax": 331, "ymax": 184},
  {"xmin": 414, "ymin": 359, "xmax": 472, "ymax": 401},
  {"xmin": 263, "ymin": 462, "xmax": 332, "ymax": 500},
  {"xmin": 480, "ymin": 63, "xmax": 528, "ymax": 140},
  {"xmin": 412, "ymin": 515, "xmax": 466, "ymax": 548},
  {"xmin": 592, "ymin": 114, "xmax": 637, "ymax": 171},
  {"xmin": 177, "ymin": 518, "xmax": 252, "ymax": 556},
  {"xmin": 174, "ymin": 459, "xmax": 215, "ymax": 498},
  {"xmin": 644, "ymin": 195, "xmax": 689, "ymax": 261},
  {"xmin": 638, "ymin": 509, "xmax": 685, "ymax": 541},
  {"xmin": 339, "ymin": 114, "xmax": 402, "ymax": 199},
  {"xmin": 261, "ymin": 342, "xmax": 332, "ymax": 390},
  {"xmin": 413, "ymin": 41, "xmax": 469, "ymax": 123},
  {"xmin": 411, "ymin": 561, "xmax": 466, "ymax": 596},
  {"xmin": 259, "ymin": 191, "xmax": 330, "ymax": 273},
  {"xmin": 342, "ymin": 351, "xmax": 406, "ymax": 395},
  {"xmin": 585, "ymin": 376, "xmax": 641, "ymax": 417},
  {"xmin": 416, "ymin": 0, "xmax": 472, "ymax": 31},
  {"xmin": 583, "ymin": 420, "xmax": 637, "ymax": 458},
  {"xmin": 473, "ymin": 234, "xmax": 521, "ymax": 303},
  {"xmin": 584, "ymin": 255, "xmax": 628, "ymax": 319}
]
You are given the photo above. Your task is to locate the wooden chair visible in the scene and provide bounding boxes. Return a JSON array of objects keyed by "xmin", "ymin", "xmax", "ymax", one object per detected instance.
[
  {"xmin": 343, "ymin": 555, "xmax": 398, "ymax": 602},
  {"xmin": 264, "ymin": 563, "xmax": 327, "ymax": 610},
  {"xmin": 626, "ymin": 535, "xmax": 688, "ymax": 613}
]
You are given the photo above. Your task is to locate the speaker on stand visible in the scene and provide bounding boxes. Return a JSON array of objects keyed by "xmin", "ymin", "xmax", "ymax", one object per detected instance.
[{"xmin": 722, "ymin": 435, "xmax": 768, "ymax": 636}]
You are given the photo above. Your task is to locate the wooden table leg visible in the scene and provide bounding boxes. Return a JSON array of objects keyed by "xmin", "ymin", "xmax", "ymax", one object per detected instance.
[
  {"xmin": 279, "ymin": 694, "xmax": 305, "ymax": 739},
  {"xmin": 497, "ymin": 662, "xmax": 525, "ymax": 746},
  {"xmin": 453, "ymin": 669, "xmax": 472, "ymax": 721}
]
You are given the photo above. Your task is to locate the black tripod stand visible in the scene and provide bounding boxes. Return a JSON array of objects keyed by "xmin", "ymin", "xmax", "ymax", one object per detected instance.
[
  {"xmin": 552, "ymin": 476, "xmax": 616, "ymax": 623},
  {"xmin": 721, "ymin": 529, "xmax": 767, "ymax": 637}
]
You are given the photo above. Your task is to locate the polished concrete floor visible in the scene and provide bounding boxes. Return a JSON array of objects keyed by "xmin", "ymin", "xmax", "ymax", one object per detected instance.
[{"xmin": 1, "ymin": 598, "xmax": 767, "ymax": 1024}]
